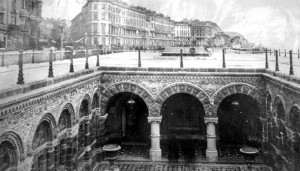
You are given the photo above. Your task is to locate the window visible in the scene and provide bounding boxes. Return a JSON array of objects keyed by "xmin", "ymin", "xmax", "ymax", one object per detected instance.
[
  {"xmin": 11, "ymin": 15, "xmax": 17, "ymax": 25},
  {"xmin": 93, "ymin": 23, "xmax": 98, "ymax": 34},
  {"xmin": 102, "ymin": 4, "xmax": 105, "ymax": 9},
  {"xmin": 101, "ymin": 23, "xmax": 106, "ymax": 34},
  {"xmin": 93, "ymin": 12, "xmax": 98, "ymax": 20},
  {"xmin": 102, "ymin": 13, "xmax": 106, "ymax": 20},
  {"xmin": 12, "ymin": 0, "xmax": 16, "ymax": 9},
  {"xmin": 94, "ymin": 4, "xmax": 97, "ymax": 9},
  {"xmin": 94, "ymin": 37, "xmax": 98, "ymax": 45},
  {"xmin": 0, "ymin": 13, "xmax": 4, "ymax": 24},
  {"xmin": 21, "ymin": 0, "xmax": 26, "ymax": 9}
]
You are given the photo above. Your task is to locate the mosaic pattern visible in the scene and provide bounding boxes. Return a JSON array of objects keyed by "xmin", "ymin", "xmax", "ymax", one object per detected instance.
[
  {"xmin": 117, "ymin": 142, "xmax": 262, "ymax": 162},
  {"xmin": 96, "ymin": 163, "xmax": 271, "ymax": 171}
]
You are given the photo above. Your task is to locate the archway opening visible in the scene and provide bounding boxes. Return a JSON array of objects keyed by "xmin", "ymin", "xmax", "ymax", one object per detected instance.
[
  {"xmin": 217, "ymin": 93, "xmax": 262, "ymax": 149},
  {"xmin": 32, "ymin": 120, "xmax": 52, "ymax": 171},
  {"xmin": 161, "ymin": 93, "xmax": 206, "ymax": 161},
  {"xmin": 0, "ymin": 141, "xmax": 18, "ymax": 171},
  {"xmin": 106, "ymin": 92, "xmax": 150, "ymax": 144}
]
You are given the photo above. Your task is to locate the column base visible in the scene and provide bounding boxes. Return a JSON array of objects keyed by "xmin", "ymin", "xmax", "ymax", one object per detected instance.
[
  {"xmin": 206, "ymin": 149, "xmax": 218, "ymax": 162},
  {"xmin": 150, "ymin": 149, "xmax": 161, "ymax": 161}
]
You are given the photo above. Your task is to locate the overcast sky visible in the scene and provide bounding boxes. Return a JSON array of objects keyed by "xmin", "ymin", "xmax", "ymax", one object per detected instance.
[{"xmin": 42, "ymin": 0, "xmax": 300, "ymax": 50}]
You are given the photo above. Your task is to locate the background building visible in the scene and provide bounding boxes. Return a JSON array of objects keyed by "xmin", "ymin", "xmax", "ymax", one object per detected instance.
[
  {"xmin": 39, "ymin": 18, "xmax": 68, "ymax": 49},
  {"xmin": 190, "ymin": 20, "xmax": 212, "ymax": 46},
  {"xmin": 0, "ymin": 0, "xmax": 42, "ymax": 50},
  {"xmin": 174, "ymin": 21, "xmax": 190, "ymax": 46},
  {"xmin": 70, "ymin": 0, "xmax": 175, "ymax": 50}
]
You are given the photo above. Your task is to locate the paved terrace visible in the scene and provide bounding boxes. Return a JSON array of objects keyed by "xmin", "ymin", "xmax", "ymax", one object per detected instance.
[{"xmin": 0, "ymin": 49, "xmax": 299, "ymax": 97}]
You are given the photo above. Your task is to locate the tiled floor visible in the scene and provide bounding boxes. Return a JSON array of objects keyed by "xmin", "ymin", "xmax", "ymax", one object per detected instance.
[
  {"xmin": 95, "ymin": 163, "xmax": 271, "ymax": 171},
  {"xmin": 117, "ymin": 141, "xmax": 262, "ymax": 162}
]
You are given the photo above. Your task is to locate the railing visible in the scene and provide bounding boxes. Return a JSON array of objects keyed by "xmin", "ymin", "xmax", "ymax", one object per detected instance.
[{"xmin": 0, "ymin": 47, "xmax": 299, "ymax": 91}]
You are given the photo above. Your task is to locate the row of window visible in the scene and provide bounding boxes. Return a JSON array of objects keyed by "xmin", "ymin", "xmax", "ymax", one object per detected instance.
[{"xmin": 91, "ymin": 2, "xmax": 147, "ymax": 20}]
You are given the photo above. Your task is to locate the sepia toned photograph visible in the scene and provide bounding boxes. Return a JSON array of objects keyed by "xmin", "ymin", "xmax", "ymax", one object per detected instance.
[{"xmin": 0, "ymin": 0, "xmax": 299, "ymax": 170}]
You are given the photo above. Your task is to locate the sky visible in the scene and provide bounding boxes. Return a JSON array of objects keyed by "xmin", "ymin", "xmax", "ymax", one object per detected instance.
[{"xmin": 42, "ymin": 0, "xmax": 300, "ymax": 50}]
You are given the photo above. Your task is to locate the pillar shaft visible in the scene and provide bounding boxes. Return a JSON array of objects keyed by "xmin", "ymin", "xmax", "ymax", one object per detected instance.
[
  {"xmin": 148, "ymin": 116, "xmax": 162, "ymax": 161},
  {"xmin": 66, "ymin": 137, "xmax": 73, "ymax": 171},
  {"xmin": 205, "ymin": 118, "xmax": 218, "ymax": 162},
  {"xmin": 47, "ymin": 147, "xmax": 54, "ymax": 171},
  {"xmin": 53, "ymin": 145, "xmax": 59, "ymax": 170}
]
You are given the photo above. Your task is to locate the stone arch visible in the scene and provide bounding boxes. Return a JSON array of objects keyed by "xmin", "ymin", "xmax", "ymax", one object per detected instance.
[
  {"xmin": 273, "ymin": 95, "xmax": 286, "ymax": 121},
  {"xmin": 92, "ymin": 89, "xmax": 101, "ymax": 109},
  {"xmin": 0, "ymin": 131, "xmax": 24, "ymax": 164},
  {"xmin": 57, "ymin": 103, "xmax": 76, "ymax": 133},
  {"xmin": 212, "ymin": 83, "xmax": 264, "ymax": 114},
  {"xmin": 78, "ymin": 94, "xmax": 91, "ymax": 118},
  {"xmin": 156, "ymin": 82, "xmax": 210, "ymax": 115},
  {"xmin": 100, "ymin": 81, "xmax": 155, "ymax": 116},
  {"xmin": 29, "ymin": 113, "xmax": 56, "ymax": 152},
  {"xmin": 289, "ymin": 105, "xmax": 300, "ymax": 132},
  {"xmin": 56, "ymin": 102, "xmax": 76, "ymax": 126}
]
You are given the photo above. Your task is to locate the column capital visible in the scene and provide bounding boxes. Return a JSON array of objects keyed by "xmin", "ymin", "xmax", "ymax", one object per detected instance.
[
  {"xmin": 204, "ymin": 117, "xmax": 218, "ymax": 124},
  {"xmin": 97, "ymin": 113, "xmax": 108, "ymax": 121},
  {"xmin": 148, "ymin": 116, "xmax": 162, "ymax": 123}
]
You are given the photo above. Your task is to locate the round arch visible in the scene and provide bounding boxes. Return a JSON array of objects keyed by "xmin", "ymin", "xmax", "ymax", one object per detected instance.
[
  {"xmin": 58, "ymin": 103, "xmax": 76, "ymax": 126},
  {"xmin": 0, "ymin": 131, "xmax": 24, "ymax": 164},
  {"xmin": 100, "ymin": 82, "xmax": 155, "ymax": 116},
  {"xmin": 28, "ymin": 113, "xmax": 56, "ymax": 152},
  {"xmin": 92, "ymin": 89, "xmax": 101, "ymax": 109},
  {"xmin": 289, "ymin": 105, "xmax": 300, "ymax": 132},
  {"xmin": 212, "ymin": 83, "xmax": 264, "ymax": 114},
  {"xmin": 78, "ymin": 94, "xmax": 91, "ymax": 118},
  {"xmin": 157, "ymin": 82, "xmax": 210, "ymax": 115}
]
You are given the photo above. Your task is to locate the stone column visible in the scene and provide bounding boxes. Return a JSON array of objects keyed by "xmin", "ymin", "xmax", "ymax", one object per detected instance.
[
  {"xmin": 61, "ymin": 139, "xmax": 67, "ymax": 165},
  {"xmin": 66, "ymin": 137, "xmax": 73, "ymax": 171},
  {"xmin": 31, "ymin": 156, "xmax": 39, "ymax": 171},
  {"xmin": 46, "ymin": 147, "xmax": 54, "ymax": 171},
  {"xmin": 40, "ymin": 153, "xmax": 47, "ymax": 171},
  {"xmin": 148, "ymin": 116, "xmax": 162, "ymax": 161},
  {"xmin": 53, "ymin": 145, "xmax": 60, "ymax": 170},
  {"xmin": 84, "ymin": 120, "xmax": 92, "ymax": 170},
  {"xmin": 204, "ymin": 118, "xmax": 218, "ymax": 162}
]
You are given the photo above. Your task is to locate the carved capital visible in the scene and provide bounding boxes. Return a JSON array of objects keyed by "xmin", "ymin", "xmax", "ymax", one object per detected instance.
[
  {"xmin": 97, "ymin": 113, "xmax": 108, "ymax": 121},
  {"xmin": 148, "ymin": 116, "xmax": 162, "ymax": 123},
  {"xmin": 204, "ymin": 117, "xmax": 218, "ymax": 124}
]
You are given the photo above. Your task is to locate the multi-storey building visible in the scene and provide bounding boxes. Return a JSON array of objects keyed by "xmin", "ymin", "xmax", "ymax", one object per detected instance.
[
  {"xmin": 190, "ymin": 20, "xmax": 212, "ymax": 46},
  {"xmin": 174, "ymin": 21, "xmax": 191, "ymax": 46},
  {"xmin": 39, "ymin": 18, "xmax": 68, "ymax": 49},
  {"xmin": 0, "ymin": 0, "xmax": 42, "ymax": 50},
  {"xmin": 70, "ymin": 0, "xmax": 175, "ymax": 50}
]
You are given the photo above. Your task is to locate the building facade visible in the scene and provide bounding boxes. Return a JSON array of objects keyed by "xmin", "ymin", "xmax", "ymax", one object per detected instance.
[
  {"xmin": 39, "ymin": 18, "xmax": 68, "ymax": 49},
  {"xmin": 0, "ymin": 67, "xmax": 300, "ymax": 171},
  {"xmin": 0, "ymin": 0, "xmax": 42, "ymax": 50},
  {"xmin": 174, "ymin": 21, "xmax": 191, "ymax": 46},
  {"xmin": 70, "ymin": 0, "xmax": 175, "ymax": 49},
  {"xmin": 190, "ymin": 20, "xmax": 212, "ymax": 46}
]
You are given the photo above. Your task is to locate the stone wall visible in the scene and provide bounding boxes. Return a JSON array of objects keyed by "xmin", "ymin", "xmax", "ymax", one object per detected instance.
[{"xmin": 0, "ymin": 69, "xmax": 299, "ymax": 170}]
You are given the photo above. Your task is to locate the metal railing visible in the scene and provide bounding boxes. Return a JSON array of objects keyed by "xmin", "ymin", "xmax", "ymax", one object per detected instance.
[{"xmin": 0, "ymin": 47, "xmax": 299, "ymax": 91}]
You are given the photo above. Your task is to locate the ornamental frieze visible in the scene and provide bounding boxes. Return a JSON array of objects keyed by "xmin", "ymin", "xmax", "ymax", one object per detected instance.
[
  {"xmin": 0, "ymin": 79, "xmax": 100, "ymax": 131},
  {"xmin": 101, "ymin": 74, "xmax": 265, "ymax": 98}
]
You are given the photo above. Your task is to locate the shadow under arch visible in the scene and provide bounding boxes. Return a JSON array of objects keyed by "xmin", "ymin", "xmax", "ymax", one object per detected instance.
[
  {"xmin": 156, "ymin": 82, "xmax": 210, "ymax": 116},
  {"xmin": 105, "ymin": 92, "xmax": 150, "ymax": 143},
  {"xmin": 100, "ymin": 81, "xmax": 155, "ymax": 116},
  {"xmin": 0, "ymin": 131, "xmax": 25, "ymax": 166},
  {"xmin": 217, "ymin": 93, "xmax": 263, "ymax": 149}
]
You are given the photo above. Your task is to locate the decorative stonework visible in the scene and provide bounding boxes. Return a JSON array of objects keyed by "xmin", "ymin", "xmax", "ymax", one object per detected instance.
[
  {"xmin": 0, "ymin": 71, "xmax": 300, "ymax": 170},
  {"xmin": 100, "ymin": 81, "xmax": 155, "ymax": 116}
]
